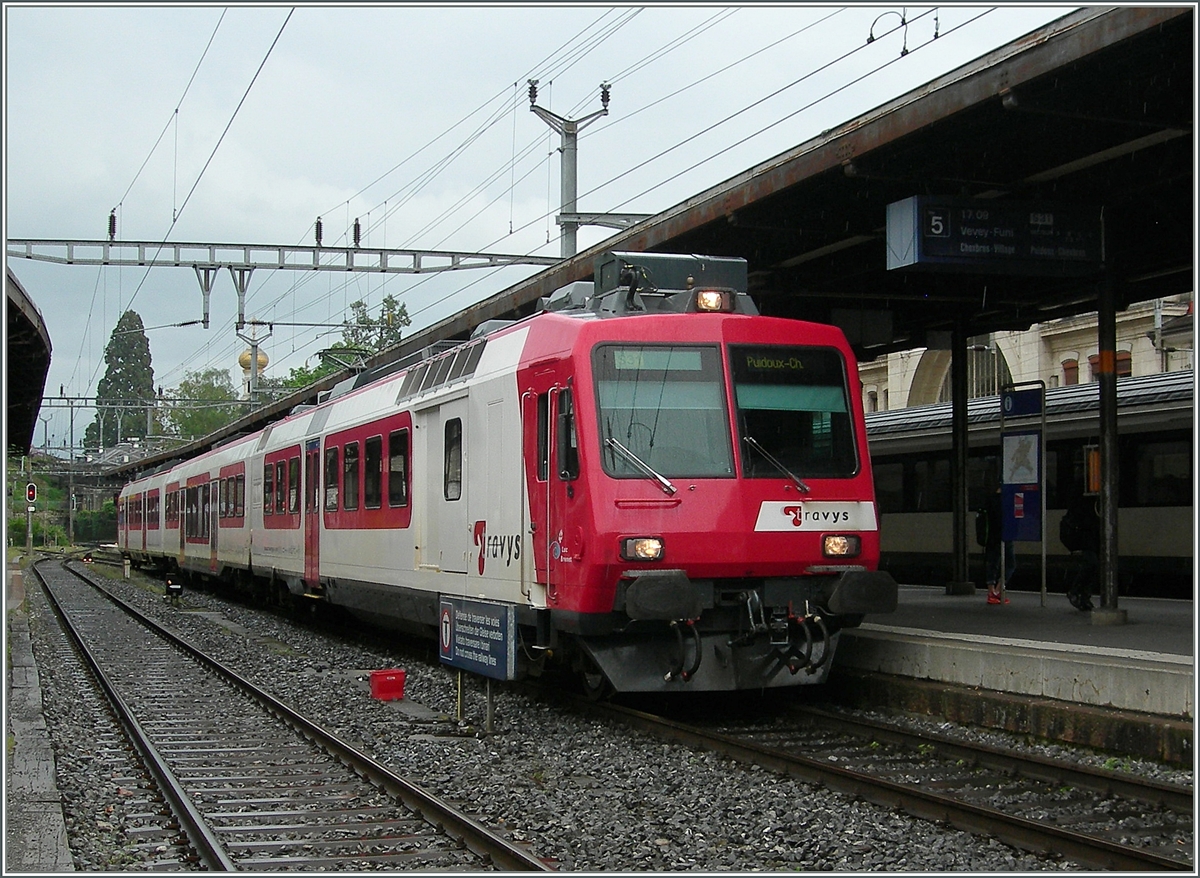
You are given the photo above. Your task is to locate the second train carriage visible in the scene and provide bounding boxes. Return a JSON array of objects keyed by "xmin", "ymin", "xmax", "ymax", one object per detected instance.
[
  {"xmin": 866, "ymin": 370, "xmax": 1194, "ymax": 598},
  {"xmin": 118, "ymin": 252, "xmax": 898, "ymax": 693}
]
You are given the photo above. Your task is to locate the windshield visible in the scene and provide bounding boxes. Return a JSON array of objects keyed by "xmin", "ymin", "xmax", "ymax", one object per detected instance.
[
  {"xmin": 594, "ymin": 344, "xmax": 734, "ymax": 478},
  {"xmin": 731, "ymin": 345, "xmax": 858, "ymax": 478}
]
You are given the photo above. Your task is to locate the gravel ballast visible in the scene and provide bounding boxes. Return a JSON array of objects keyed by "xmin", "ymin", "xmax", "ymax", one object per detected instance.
[{"xmin": 19, "ymin": 565, "xmax": 1192, "ymax": 871}]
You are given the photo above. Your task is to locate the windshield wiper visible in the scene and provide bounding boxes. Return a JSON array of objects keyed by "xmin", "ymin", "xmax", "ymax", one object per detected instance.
[
  {"xmin": 744, "ymin": 436, "xmax": 810, "ymax": 493},
  {"xmin": 605, "ymin": 437, "xmax": 677, "ymax": 496}
]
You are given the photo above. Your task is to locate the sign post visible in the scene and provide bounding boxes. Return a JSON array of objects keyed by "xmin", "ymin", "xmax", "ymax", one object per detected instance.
[
  {"xmin": 439, "ymin": 596, "xmax": 518, "ymax": 733},
  {"xmin": 1000, "ymin": 382, "xmax": 1047, "ymax": 604}
]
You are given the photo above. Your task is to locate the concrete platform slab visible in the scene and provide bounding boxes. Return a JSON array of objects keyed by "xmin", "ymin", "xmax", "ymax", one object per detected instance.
[{"xmin": 837, "ymin": 585, "xmax": 1194, "ymax": 719}]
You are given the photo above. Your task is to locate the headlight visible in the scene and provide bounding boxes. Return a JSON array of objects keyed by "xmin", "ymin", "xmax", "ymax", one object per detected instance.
[
  {"xmin": 693, "ymin": 289, "xmax": 732, "ymax": 312},
  {"xmin": 822, "ymin": 534, "xmax": 862, "ymax": 558},
  {"xmin": 621, "ymin": 536, "xmax": 664, "ymax": 561}
]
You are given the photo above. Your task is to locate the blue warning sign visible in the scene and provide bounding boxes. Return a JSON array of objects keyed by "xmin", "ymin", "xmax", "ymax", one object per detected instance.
[{"xmin": 438, "ymin": 596, "xmax": 517, "ymax": 681}]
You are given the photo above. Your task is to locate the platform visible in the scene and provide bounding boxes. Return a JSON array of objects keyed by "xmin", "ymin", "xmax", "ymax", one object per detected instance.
[
  {"xmin": 832, "ymin": 584, "xmax": 1194, "ymax": 763},
  {"xmin": 6, "ymin": 557, "xmax": 75, "ymax": 873}
]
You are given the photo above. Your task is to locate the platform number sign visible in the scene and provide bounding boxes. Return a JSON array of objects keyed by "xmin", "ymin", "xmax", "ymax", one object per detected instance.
[{"xmin": 925, "ymin": 206, "xmax": 951, "ymax": 238}]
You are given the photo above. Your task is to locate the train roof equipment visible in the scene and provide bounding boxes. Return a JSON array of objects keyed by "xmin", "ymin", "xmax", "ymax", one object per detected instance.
[{"xmin": 542, "ymin": 251, "xmax": 758, "ymax": 318}]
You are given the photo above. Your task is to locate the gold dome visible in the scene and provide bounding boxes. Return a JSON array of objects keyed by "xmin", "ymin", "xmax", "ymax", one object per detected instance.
[{"xmin": 239, "ymin": 348, "xmax": 269, "ymax": 371}]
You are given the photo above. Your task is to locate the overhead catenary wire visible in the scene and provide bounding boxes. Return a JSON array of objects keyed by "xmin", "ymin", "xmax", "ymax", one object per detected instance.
[
  {"xmin": 172, "ymin": 8, "xmax": 942, "ymax": 384},
  {"xmin": 397, "ymin": 8, "xmax": 990, "ymax": 329},
  {"xmin": 158, "ymin": 7, "xmax": 997, "ymax": 393},
  {"xmin": 67, "ymin": 9, "xmax": 227, "ymax": 397},
  {"xmin": 203, "ymin": 8, "xmax": 646, "ymax": 381},
  {"xmin": 160, "ymin": 8, "xmax": 638, "ymax": 388},
  {"xmin": 99, "ymin": 7, "xmax": 295, "ymax": 392},
  {"xmin": 483, "ymin": 7, "xmax": 947, "ymax": 250}
]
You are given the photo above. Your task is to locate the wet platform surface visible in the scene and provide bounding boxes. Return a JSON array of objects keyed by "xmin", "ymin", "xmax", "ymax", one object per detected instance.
[{"xmin": 838, "ymin": 583, "xmax": 1194, "ymax": 722}]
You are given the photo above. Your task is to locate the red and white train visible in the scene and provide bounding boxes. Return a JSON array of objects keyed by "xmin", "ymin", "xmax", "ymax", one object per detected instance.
[{"xmin": 118, "ymin": 252, "xmax": 897, "ymax": 693}]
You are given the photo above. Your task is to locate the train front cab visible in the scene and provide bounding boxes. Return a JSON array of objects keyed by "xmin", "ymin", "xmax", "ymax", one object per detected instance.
[{"xmin": 517, "ymin": 307, "xmax": 898, "ymax": 693}]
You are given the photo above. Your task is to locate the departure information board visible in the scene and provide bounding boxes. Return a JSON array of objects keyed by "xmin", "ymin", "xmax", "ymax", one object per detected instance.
[{"xmin": 887, "ymin": 196, "xmax": 1103, "ymax": 276}]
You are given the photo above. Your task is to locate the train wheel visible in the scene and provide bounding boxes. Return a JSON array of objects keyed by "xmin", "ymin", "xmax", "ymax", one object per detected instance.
[{"xmin": 578, "ymin": 653, "xmax": 613, "ymax": 702}]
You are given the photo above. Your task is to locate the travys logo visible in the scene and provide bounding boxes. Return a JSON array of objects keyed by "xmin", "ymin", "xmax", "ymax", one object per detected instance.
[
  {"xmin": 782, "ymin": 505, "xmax": 849, "ymax": 527},
  {"xmin": 473, "ymin": 520, "xmax": 522, "ymax": 575},
  {"xmin": 754, "ymin": 501, "xmax": 877, "ymax": 532}
]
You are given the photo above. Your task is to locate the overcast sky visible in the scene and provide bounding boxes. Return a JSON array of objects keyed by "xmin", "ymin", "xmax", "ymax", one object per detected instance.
[{"xmin": 5, "ymin": 3, "xmax": 1078, "ymax": 451}]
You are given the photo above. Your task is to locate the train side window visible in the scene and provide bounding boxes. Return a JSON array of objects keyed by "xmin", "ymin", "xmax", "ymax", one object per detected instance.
[
  {"xmin": 324, "ymin": 447, "xmax": 340, "ymax": 511},
  {"xmin": 275, "ymin": 461, "xmax": 287, "ymax": 515},
  {"xmin": 364, "ymin": 436, "xmax": 383, "ymax": 509},
  {"xmin": 557, "ymin": 388, "xmax": 579, "ymax": 480},
  {"xmin": 1131, "ymin": 438, "xmax": 1191, "ymax": 506},
  {"xmin": 288, "ymin": 457, "xmax": 301, "ymax": 514},
  {"xmin": 388, "ymin": 429, "xmax": 409, "ymax": 507},
  {"xmin": 536, "ymin": 394, "xmax": 549, "ymax": 482},
  {"xmin": 966, "ymin": 455, "xmax": 999, "ymax": 510},
  {"xmin": 263, "ymin": 462, "xmax": 275, "ymax": 517},
  {"xmin": 445, "ymin": 418, "xmax": 463, "ymax": 501},
  {"xmin": 912, "ymin": 458, "xmax": 951, "ymax": 512},
  {"xmin": 873, "ymin": 461, "xmax": 904, "ymax": 514},
  {"xmin": 344, "ymin": 442, "xmax": 360, "ymax": 510},
  {"xmin": 236, "ymin": 474, "xmax": 245, "ymax": 516},
  {"xmin": 305, "ymin": 452, "xmax": 318, "ymax": 513}
]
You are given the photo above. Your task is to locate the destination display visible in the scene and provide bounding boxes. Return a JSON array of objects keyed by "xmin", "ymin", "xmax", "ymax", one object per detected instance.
[
  {"xmin": 438, "ymin": 596, "xmax": 518, "ymax": 681},
  {"xmin": 887, "ymin": 196, "xmax": 1103, "ymax": 276}
]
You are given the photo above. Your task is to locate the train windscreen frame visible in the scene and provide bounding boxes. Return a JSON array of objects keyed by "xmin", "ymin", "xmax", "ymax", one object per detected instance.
[
  {"xmin": 730, "ymin": 344, "xmax": 858, "ymax": 479},
  {"xmin": 592, "ymin": 343, "xmax": 734, "ymax": 479}
]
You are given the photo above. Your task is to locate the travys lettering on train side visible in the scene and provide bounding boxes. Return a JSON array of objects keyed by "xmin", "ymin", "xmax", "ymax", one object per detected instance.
[
  {"xmin": 473, "ymin": 520, "xmax": 522, "ymax": 575},
  {"xmin": 783, "ymin": 505, "xmax": 850, "ymax": 526}
]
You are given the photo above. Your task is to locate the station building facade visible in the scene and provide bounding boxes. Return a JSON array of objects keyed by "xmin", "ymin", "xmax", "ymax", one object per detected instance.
[{"xmin": 859, "ymin": 294, "xmax": 1194, "ymax": 411}]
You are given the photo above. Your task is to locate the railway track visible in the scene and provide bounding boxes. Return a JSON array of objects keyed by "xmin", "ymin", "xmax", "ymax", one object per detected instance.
[
  {"xmin": 33, "ymin": 559, "xmax": 553, "ymax": 872},
  {"xmin": 571, "ymin": 698, "xmax": 1193, "ymax": 871}
]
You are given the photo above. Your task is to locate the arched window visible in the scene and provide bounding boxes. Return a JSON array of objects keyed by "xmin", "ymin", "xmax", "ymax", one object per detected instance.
[
  {"xmin": 1087, "ymin": 351, "xmax": 1132, "ymax": 381},
  {"xmin": 1062, "ymin": 358, "xmax": 1079, "ymax": 386}
]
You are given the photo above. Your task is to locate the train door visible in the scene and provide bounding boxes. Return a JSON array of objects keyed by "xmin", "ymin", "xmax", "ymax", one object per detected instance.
[
  {"xmin": 422, "ymin": 397, "xmax": 470, "ymax": 574},
  {"xmin": 140, "ymin": 493, "xmax": 147, "ymax": 553},
  {"xmin": 208, "ymin": 478, "xmax": 218, "ymax": 573},
  {"xmin": 525, "ymin": 378, "xmax": 580, "ymax": 601},
  {"xmin": 178, "ymin": 487, "xmax": 185, "ymax": 564},
  {"xmin": 304, "ymin": 439, "xmax": 320, "ymax": 588}
]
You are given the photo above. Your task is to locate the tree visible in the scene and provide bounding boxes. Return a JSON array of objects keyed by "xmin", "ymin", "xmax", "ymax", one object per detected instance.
[
  {"xmin": 164, "ymin": 368, "xmax": 245, "ymax": 439},
  {"xmin": 84, "ymin": 310, "xmax": 155, "ymax": 449},
  {"xmin": 341, "ymin": 294, "xmax": 410, "ymax": 352},
  {"xmin": 265, "ymin": 295, "xmax": 413, "ymax": 394},
  {"xmin": 267, "ymin": 356, "xmax": 346, "ymax": 392}
]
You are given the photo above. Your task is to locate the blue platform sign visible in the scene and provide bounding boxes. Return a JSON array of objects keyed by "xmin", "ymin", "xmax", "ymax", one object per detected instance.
[
  {"xmin": 1001, "ymin": 429, "xmax": 1042, "ymax": 542},
  {"xmin": 438, "ymin": 596, "xmax": 517, "ymax": 681},
  {"xmin": 1002, "ymin": 387, "xmax": 1043, "ymax": 418}
]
